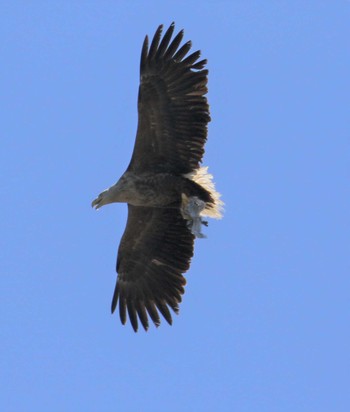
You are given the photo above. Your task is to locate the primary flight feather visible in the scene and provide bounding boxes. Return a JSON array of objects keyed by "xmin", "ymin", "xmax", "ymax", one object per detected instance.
[{"xmin": 92, "ymin": 23, "xmax": 223, "ymax": 332}]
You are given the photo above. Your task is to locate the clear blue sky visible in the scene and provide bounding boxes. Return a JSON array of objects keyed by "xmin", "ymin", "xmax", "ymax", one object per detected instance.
[{"xmin": 1, "ymin": 1, "xmax": 349, "ymax": 411}]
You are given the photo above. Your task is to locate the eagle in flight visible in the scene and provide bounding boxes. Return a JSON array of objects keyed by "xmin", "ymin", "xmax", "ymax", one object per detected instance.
[{"xmin": 92, "ymin": 23, "xmax": 223, "ymax": 332}]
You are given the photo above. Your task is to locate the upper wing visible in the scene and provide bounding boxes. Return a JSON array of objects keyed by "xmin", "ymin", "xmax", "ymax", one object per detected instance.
[
  {"xmin": 112, "ymin": 204, "xmax": 195, "ymax": 332},
  {"xmin": 127, "ymin": 23, "xmax": 210, "ymax": 174}
]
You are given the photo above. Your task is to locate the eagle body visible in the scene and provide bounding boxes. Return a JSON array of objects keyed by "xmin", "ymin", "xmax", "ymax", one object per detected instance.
[
  {"xmin": 92, "ymin": 172, "xmax": 213, "ymax": 208},
  {"xmin": 92, "ymin": 23, "xmax": 223, "ymax": 332}
]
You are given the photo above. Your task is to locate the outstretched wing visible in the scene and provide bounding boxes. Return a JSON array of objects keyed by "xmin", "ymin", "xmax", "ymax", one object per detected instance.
[
  {"xmin": 127, "ymin": 23, "xmax": 210, "ymax": 175},
  {"xmin": 111, "ymin": 204, "xmax": 195, "ymax": 332}
]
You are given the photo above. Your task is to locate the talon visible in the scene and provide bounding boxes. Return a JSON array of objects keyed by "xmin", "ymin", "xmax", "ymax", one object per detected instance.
[{"xmin": 181, "ymin": 194, "xmax": 207, "ymax": 238}]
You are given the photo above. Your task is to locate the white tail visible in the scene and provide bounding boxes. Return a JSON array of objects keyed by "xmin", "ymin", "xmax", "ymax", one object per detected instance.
[{"xmin": 184, "ymin": 166, "xmax": 224, "ymax": 219}]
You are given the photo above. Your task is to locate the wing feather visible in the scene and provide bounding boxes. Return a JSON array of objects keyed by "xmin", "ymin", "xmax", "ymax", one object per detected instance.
[
  {"xmin": 127, "ymin": 300, "xmax": 138, "ymax": 332},
  {"xmin": 148, "ymin": 25, "xmax": 162, "ymax": 60},
  {"xmin": 163, "ymin": 29, "xmax": 184, "ymax": 59},
  {"xmin": 111, "ymin": 205, "xmax": 194, "ymax": 332},
  {"xmin": 145, "ymin": 301, "xmax": 161, "ymax": 326},
  {"xmin": 173, "ymin": 41, "xmax": 192, "ymax": 62},
  {"xmin": 127, "ymin": 23, "xmax": 210, "ymax": 174},
  {"xmin": 156, "ymin": 23, "xmax": 175, "ymax": 58},
  {"xmin": 155, "ymin": 300, "xmax": 173, "ymax": 325}
]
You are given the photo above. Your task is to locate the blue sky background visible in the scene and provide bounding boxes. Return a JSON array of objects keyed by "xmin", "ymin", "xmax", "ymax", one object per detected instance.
[{"xmin": 1, "ymin": 1, "xmax": 349, "ymax": 411}]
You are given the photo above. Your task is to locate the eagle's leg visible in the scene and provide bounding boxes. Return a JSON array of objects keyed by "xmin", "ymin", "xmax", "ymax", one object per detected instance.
[{"xmin": 181, "ymin": 195, "xmax": 207, "ymax": 238}]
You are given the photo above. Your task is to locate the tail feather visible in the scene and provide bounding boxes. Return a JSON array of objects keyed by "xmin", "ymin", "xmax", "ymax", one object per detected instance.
[{"xmin": 184, "ymin": 166, "xmax": 224, "ymax": 219}]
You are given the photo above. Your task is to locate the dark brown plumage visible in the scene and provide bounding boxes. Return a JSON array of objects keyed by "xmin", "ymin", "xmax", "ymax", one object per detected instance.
[
  {"xmin": 112, "ymin": 205, "xmax": 194, "ymax": 332},
  {"xmin": 92, "ymin": 23, "xmax": 222, "ymax": 332},
  {"xmin": 127, "ymin": 23, "xmax": 210, "ymax": 174}
]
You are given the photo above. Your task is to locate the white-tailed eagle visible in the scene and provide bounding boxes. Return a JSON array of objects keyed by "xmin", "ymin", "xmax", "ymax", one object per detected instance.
[{"xmin": 92, "ymin": 23, "xmax": 223, "ymax": 332}]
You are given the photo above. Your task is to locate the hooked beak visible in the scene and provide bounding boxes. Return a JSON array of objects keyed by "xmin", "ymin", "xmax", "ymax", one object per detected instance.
[{"xmin": 91, "ymin": 191, "xmax": 106, "ymax": 210}]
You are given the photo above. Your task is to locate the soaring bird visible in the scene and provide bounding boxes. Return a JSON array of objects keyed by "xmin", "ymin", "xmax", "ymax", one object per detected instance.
[{"xmin": 92, "ymin": 23, "xmax": 223, "ymax": 332}]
